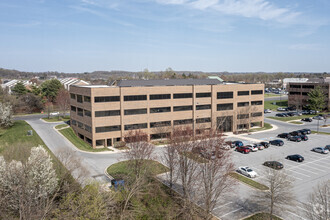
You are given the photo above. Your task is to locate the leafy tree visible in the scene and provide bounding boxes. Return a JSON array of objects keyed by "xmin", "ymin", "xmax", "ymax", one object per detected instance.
[
  {"xmin": 30, "ymin": 85, "xmax": 41, "ymax": 96},
  {"xmin": 11, "ymin": 81, "xmax": 27, "ymax": 95},
  {"xmin": 40, "ymin": 79, "xmax": 63, "ymax": 102},
  {"xmin": 308, "ymin": 86, "xmax": 326, "ymax": 112}
]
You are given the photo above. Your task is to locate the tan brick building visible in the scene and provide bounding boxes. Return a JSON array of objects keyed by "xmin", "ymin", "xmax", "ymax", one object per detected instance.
[{"xmin": 70, "ymin": 79, "xmax": 264, "ymax": 148}]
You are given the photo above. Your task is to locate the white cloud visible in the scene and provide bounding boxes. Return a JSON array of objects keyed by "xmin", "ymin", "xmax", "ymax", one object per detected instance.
[
  {"xmin": 190, "ymin": 0, "xmax": 219, "ymax": 10},
  {"xmin": 289, "ymin": 44, "xmax": 320, "ymax": 51}
]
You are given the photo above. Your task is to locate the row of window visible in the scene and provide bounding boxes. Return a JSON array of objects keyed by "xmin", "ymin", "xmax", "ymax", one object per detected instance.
[
  {"xmin": 289, "ymin": 85, "xmax": 315, "ymax": 89},
  {"xmin": 237, "ymin": 112, "xmax": 263, "ymax": 119},
  {"xmin": 71, "ymin": 120, "xmax": 92, "ymax": 133},
  {"xmin": 71, "ymin": 90, "xmax": 263, "ymax": 103},
  {"xmin": 71, "ymin": 106, "xmax": 91, "ymax": 117}
]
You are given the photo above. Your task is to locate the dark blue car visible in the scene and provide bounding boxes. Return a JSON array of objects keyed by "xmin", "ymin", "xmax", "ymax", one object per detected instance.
[{"xmin": 232, "ymin": 141, "xmax": 243, "ymax": 147}]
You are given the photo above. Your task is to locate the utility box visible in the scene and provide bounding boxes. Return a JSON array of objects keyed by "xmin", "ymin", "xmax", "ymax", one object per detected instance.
[{"xmin": 27, "ymin": 130, "xmax": 33, "ymax": 136}]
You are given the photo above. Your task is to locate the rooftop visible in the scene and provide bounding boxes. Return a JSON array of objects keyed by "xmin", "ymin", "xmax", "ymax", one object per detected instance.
[{"xmin": 115, "ymin": 78, "xmax": 223, "ymax": 87}]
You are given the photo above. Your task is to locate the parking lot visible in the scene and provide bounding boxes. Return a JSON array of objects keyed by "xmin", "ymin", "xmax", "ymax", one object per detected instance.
[{"xmin": 218, "ymin": 131, "xmax": 330, "ymax": 220}]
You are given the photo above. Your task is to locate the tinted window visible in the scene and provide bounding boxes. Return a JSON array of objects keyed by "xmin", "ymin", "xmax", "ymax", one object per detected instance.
[
  {"xmin": 124, "ymin": 123, "xmax": 148, "ymax": 130},
  {"xmin": 238, "ymin": 102, "xmax": 249, "ymax": 107},
  {"xmin": 94, "ymin": 96, "xmax": 120, "ymax": 103},
  {"xmin": 302, "ymin": 85, "xmax": 314, "ymax": 89},
  {"xmin": 196, "ymin": 117, "xmax": 211, "ymax": 123},
  {"xmin": 124, "ymin": 95, "xmax": 147, "ymax": 101},
  {"xmin": 71, "ymin": 105, "xmax": 76, "ymax": 112},
  {"xmin": 124, "ymin": 108, "xmax": 147, "ymax": 115},
  {"xmin": 96, "ymin": 125, "xmax": 121, "ymax": 133},
  {"xmin": 290, "ymin": 85, "xmax": 301, "ymax": 88},
  {"xmin": 150, "ymin": 121, "xmax": 171, "ymax": 128},
  {"xmin": 251, "ymin": 100, "xmax": 263, "ymax": 105},
  {"xmin": 150, "ymin": 94, "xmax": 171, "ymax": 100},
  {"xmin": 196, "ymin": 104, "xmax": 211, "ymax": 110},
  {"xmin": 173, "ymin": 105, "xmax": 193, "ymax": 112},
  {"xmin": 289, "ymin": 92, "xmax": 301, "ymax": 95},
  {"xmin": 173, "ymin": 93, "xmax": 193, "ymax": 99},
  {"xmin": 84, "ymin": 110, "xmax": 91, "ymax": 117},
  {"xmin": 251, "ymin": 112, "xmax": 263, "ymax": 117},
  {"xmin": 70, "ymin": 93, "xmax": 75, "ymax": 99},
  {"xmin": 84, "ymin": 96, "xmax": 91, "ymax": 102},
  {"xmin": 174, "ymin": 119, "xmax": 193, "ymax": 125},
  {"xmin": 150, "ymin": 107, "xmax": 171, "ymax": 113},
  {"xmin": 85, "ymin": 125, "xmax": 92, "ymax": 133},
  {"xmin": 238, "ymin": 91, "xmax": 249, "ymax": 96},
  {"xmin": 237, "ymin": 114, "xmax": 249, "ymax": 119},
  {"xmin": 77, "ymin": 95, "xmax": 83, "ymax": 103},
  {"xmin": 217, "ymin": 92, "xmax": 233, "ymax": 99},
  {"xmin": 217, "ymin": 103, "xmax": 233, "ymax": 111},
  {"xmin": 77, "ymin": 108, "xmax": 83, "ymax": 116},
  {"xmin": 196, "ymin": 92, "xmax": 211, "ymax": 98},
  {"xmin": 251, "ymin": 90, "xmax": 263, "ymax": 95},
  {"xmin": 95, "ymin": 110, "xmax": 120, "ymax": 117}
]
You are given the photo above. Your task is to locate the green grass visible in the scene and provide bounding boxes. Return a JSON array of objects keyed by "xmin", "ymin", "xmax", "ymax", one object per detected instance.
[
  {"xmin": 42, "ymin": 116, "xmax": 70, "ymax": 122},
  {"xmin": 55, "ymin": 124, "xmax": 69, "ymax": 129},
  {"xmin": 181, "ymin": 151, "xmax": 209, "ymax": 163},
  {"xmin": 289, "ymin": 121, "xmax": 303, "ymax": 124},
  {"xmin": 107, "ymin": 160, "xmax": 169, "ymax": 179},
  {"xmin": 264, "ymin": 93, "xmax": 280, "ymax": 97},
  {"xmin": 244, "ymin": 213, "xmax": 282, "ymax": 220},
  {"xmin": 250, "ymin": 123, "xmax": 273, "ymax": 132},
  {"xmin": 59, "ymin": 127, "xmax": 109, "ymax": 152},
  {"xmin": 229, "ymin": 172, "xmax": 269, "ymax": 191},
  {"xmin": 311, "ymin": 131, "xmax": 330, "ymax": 135},
  {"xmin": 268, "ymin": 114, "xmax": 316, "ymax": 122},
  {"xmin": 264, "ymin": 100, "xmax": 288, "ymax": 111}
]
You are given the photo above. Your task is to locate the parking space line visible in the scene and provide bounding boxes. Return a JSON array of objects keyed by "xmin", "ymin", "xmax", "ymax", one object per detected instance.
[
  {"xmin": 297, "ymin": 205, "xmax": 308, "ymax": 213},
  {"xmin": 313, "ymin": 160, "xmax": 330, "ymax": 166},
  {"xmin": 290, "ymin": 175, "xmax": 303, "ymax": 181},
  {"xmin": 286, "ymin": 210, "xmax": 308, "ymax": 220},
  {"xmin": 302, "ymin": 165, "xmax": 326, "ymax": 172},
  {"xmin": 213, "ymin": 202, "xmax": 233, "ymax": 211},
  {"xmin": 289, "ymin": 170, "xmax": 311, "ymax": 177},
  {"xmin": 220, "ymin": 207, "xmax": 244, "ymax": 218},
  {"xmin": 294, "ymin": 167, "xmax": 319, "ymax": 175}
]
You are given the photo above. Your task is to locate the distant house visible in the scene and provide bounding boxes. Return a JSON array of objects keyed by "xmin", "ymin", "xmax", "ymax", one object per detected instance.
[
  {"xmin": 59, "ymin": 78, "xmax": 90, "ymax": 90},
  {"xmin": 282, "ymin": 78, "xmax": 308, "ymax": 90},
  {"xmin": 1, "ymin": 79, "xmax": 34, "ymax": 94}
]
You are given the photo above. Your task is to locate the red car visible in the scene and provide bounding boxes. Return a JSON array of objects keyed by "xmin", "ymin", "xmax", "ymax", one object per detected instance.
[{"xmin": 235, "ymin": 146, "xmax": 251, "ymax": 154}]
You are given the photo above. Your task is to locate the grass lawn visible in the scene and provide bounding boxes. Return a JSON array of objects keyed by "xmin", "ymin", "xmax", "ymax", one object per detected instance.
[
  {"xmin": 264, "ymin": 100, "xmax": 288, "ymax": 111},
  {"xmin": 244, "ymin": 213, "xmax": 282, "ymax": 220},
  {"xmin": 264, "ymin": 93, "xmax": 280, "ymax": 97},
  {"xmin": 268, "ymin": 114, "xmax": 316, "ymax": 122},
  {"xmin": 59, "ymin": 127, "xmax": 110, "ymax": 152},
  {"xmin": 311, "ymin": 131, "xmax": 330, "ymax": 135},
  {"xmin": 229, "ymin": 172, "xmax": 269, "ymax": 191},
  {"xmin": 250, "ymin": 123, "xmax": 273, "ymax": 132},
  {"xmin": 42, "ymin": 116, "xmax": 70, "ymax": 122},
  {"xmin": 55, "ymin": 124, "xmax": 69, "ymax": 129},
  {"xmin": 289, "ymin": 121, "xmax": 303, "ymax": 124},
  {"xmin": 181, "ymin": 151, "xmax": 209, "ymax": 163}
]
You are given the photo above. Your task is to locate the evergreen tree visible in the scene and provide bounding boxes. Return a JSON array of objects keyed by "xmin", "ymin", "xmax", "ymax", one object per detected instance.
[
  {"xmin": 308, "ymin": 86, "xmax": 326, "ymax": 112},
  {"xmin": 40, "ymin": 79, "xmax": 63, "ymax": 102},
  {"xmin": 11, "ymin": 82, "xmax": 27, "ymax": 96}
]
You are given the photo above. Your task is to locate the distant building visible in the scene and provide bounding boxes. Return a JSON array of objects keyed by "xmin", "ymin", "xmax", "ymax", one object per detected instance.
[
  {"xmin": 287, "ymin": 77, "xmax": 330, "ymax": 110},
  {"xmin": 282, "ymin": 78, "xmax": 308, "ymax": 90},
  {"xmin": 1, "ymin": 79, "xmax": 34, "ymax": 94},
  {"xmin": 59, "ymin": 78, "xmax": 90, "ymax": 90}
]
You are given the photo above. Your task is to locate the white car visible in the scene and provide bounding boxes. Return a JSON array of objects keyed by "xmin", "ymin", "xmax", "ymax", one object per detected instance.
[
  {"xmin": 264, "ymin": 109, "xmax": 271, "ymax": 113},
  {"xmin": 253, "ymin": 143, "xmax": 264, "ymax": 150},
  {"xmin": 246, "ymin": 144, "xmax": 258, "ymax": 152},
  {"xmin": 50, "ymin": 112, "xmax": 60, "ymax": 116},
  {"xmin": 237, "ymin": 166, "xmax": 258, "ymax": 178},
  {"xmin": 313, "ymin": 116, "xmax": 324, "ymax": 120},
  {"xmin": 277, "ymin": 107, "xmax": 286, "ymax": 111},
  {"xmin": 313, "ymin": 147, "xmax": 329, "ymax": 154}
]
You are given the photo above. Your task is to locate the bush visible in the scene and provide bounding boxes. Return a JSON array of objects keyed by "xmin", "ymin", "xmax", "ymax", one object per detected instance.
[{"xmin": 114, "ymin": 141, "xmax": 126, "ymax": 148}]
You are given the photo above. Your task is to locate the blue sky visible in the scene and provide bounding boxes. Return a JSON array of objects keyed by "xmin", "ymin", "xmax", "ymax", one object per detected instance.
[{"xmin": 0, "ymin": 0, "xmax": 329, "ymax": 73}]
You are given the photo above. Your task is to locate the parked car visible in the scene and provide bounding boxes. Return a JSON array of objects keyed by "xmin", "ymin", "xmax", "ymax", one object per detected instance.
[
  {"xmin": 232, "ymin": 141, "xmax": 244, "ymax": 147},
  {"xmin": 275, "ymin": 113, "xmax": 285, "ymax": 117},
  {"xmin": 310, "ymin": 110, "xmax": 319, "ymax": 114},
  {"xmin": 299, "ymin": 135, "xmax": 308, "ymax": 141},
  {"xmin": 301, "ymin": 118, "xmax": 312, "ymax": 122},
  {"xmin": 286, "ymin": 154, "xmax": 304, "ymax": 162},
  {"xmin": 301, "ymin": 128, "xmax": 311, "ymax": 134},
  {"xmin": 277, "ymin": 133, "xmax": 291, "ymax": 139},
  {"xmin": 287, "ymin": 112, "xmax": 296, "ymax": 117},
  {"xmin": 289, "ymin": 131, "xmax": 302, "ymax": 136},
  {"xmin": 264, "ymin": 109, "xmax": 272, "ymax": 113},
  {"xmin": 50, "ymin": 112, "xmax": 60, "ymax": 116},
  {"xmin": 288, "ymin": 136, "xmax": 302, "ymax": 142},
  {"xmin": 263, "ymin": 161, "xmax": 284, "ymax": 170},
  {"xmin": 246, "ymin": 145, "xmax": 258, "ymax": 152},
  {"xmin": 225, "ymin": 141, "xmax": 236, "ymax": 148},
  {"xmin": 269, "ymin": 139, "xmax": 284, "ymax": 146},
  {"xmin": 237, "ymin": 166, "xmax": 258, "ymax": 178},
  {"xmin": 259, "ymin": 142, "xmax": 270, "ymax": 148},
  {"xmin": 325, "ymin": 145, "xmax": 330, "ymax": 151},
  {"xmin": 235, "ymin": 146, "xmax": 251, "ymax": 154},
  {"xmin": 313, "ymin": 116, "xmax": 324, "ymax": 120},
  {"xmin": 312, "ymin": 147, "xmax": 329, "ymax": 154},
  {"xmin": 253, "ymin": 143, "xmax": 265, "ymax": 150},
  {"xmin": 287, "ymin": 106, "xmax": 296, "ymax": 111},
  {"xmin": 297, "ymin": 129, "xmax": 308, "ymax": 135},
  {"xmin": 277, "ymin": 107, "xmax": 287, "ymax": 111}
]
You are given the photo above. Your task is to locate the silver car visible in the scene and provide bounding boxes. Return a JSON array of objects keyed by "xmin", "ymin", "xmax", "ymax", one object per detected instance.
[{"xmin": 312, "ymin": 147, "xmax": 329, "ymax": 154}]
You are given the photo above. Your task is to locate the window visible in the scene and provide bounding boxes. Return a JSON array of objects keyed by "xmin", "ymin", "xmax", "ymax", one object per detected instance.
[
  {"xmin": 173, "ymin": 105, "xmax": 193, "ymax": 112},
  {"xmin": 124, "ymin": 95, "xmax": 147, "ymax": 101},
  {"xmin": 217, "ymin": 92, "xmax": 233, "ymax": 99},
  {"xmin": 96, "ymin": 125, "xmax": 121, "ymax": 133},
  {"xmin": 71, "ymin": 120, "xmax": 77, "ymax": 126},
  {"xmin": 84, "ymin": 110, "xmax": 91, "ymax": 117},
  {"xmin": 251, "ymin": 100, "xmax": 263, "ymax": 105},
  {"xmin": 196, "ymin": 104, "xmax": 211, "ymax": 110},
  {"xmin": 290, "ymin": 85, "xmax": 301, "ymax": 88},
  {"xmin": 150, "ymin": 133, "xmax": 171, "ymax": 140},
  {"xmin": 150, "ymin": 121, "xmax": 171, "ymax": 128},
  {"xmin": 124, "ymin": 108, "xmax": 147, "ymax": 115},
  {"xmin": 150, "ymin": 94, "xmax": 171, "ymax": 100},
  {"xmin": 173, "ymin": 93, "xmax": 193, "ymax": 99},
  {"xmin": 196, "ymin": 117, "xmax": 211, "ymax": 123},
  {"xmin": 77, "ymin": 95, "xmax": 83, "ymax": 103},
  {"xmin": 78, "ymin": 121, "xmax": 83, "ymax": 128},
  {"xmin": 77, "ymin": 108, "xmax": 83, "ymax": 116},
  {"xmin": 174, "ymin": 119, "xmax": 193, "ymax": 125},
  {"xmin": 237, "ymin": 102, "xmax": 249, "ymax": 107},
  {"xmin": 251, "ymin": 112, "xmax": 263, "ymax": 117},
  {"xmin": 85, "ymin": 125, "xmax": 92, "ymax": 133},
  {"xmin": 71, "ymin": 106, "xmax": 76, "ymax": 112},
  {"xmin": 196, "ymin": 92, "xmax": 211, "ymax": 98},
  {"xmin": 95, "ymin": 110, "xmax": 120, "ymax": 117},
  {"xmin": 94, "ymin": 96, "xmax": 120, "ymax": 103},
  {"xmin": 302, "ymin": 85, "xmax": 314, "ymax": 89},
  {"xmin": 237, "ymin": 114, "xmax": 249, "ymax": 119},
  {"xmin": 124, "ymin": 123, "xmax": 148, "ymax": 130},
  {"xmin": 302, "ymin": 92, "xmax": 308, "ymax": 96},
  {"xmin": 150, "ymin": 107, "xmax": 171, "ymax": 113},
  {"xmin": 84, "ymin": 96, "xmax": 91, "ymax": 102},
  {"xmin": 217, "ymin": 103, "xmax": 233, "ymax": 111},
  {"xmin": 289, "ymin": 92, "xmax": 301, "ymax": 95},
  {"xmin": 251, "ymin": 90, "xmax": 263, "ymax": 95},
  {"xmin": 238, "ymin": 91, "xmax": 250, "ymax": 96},
  {"xmin": 70, "ymin": 93, "xmax": 75, "ymax": 99}
]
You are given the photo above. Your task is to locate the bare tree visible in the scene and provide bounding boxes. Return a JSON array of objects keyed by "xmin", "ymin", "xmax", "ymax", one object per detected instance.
[
  {"xmin": 255, "ymin": 168, "xmax": 295, "ymax": 219},
  {"xmin": 44, "ymin": 100, "xmax": 53, "ymax": 119},
  {"xmin": 124, "ymin": 130, "xmax": 155, "ymax": 178},
  {"xmin": 197, "ymin": 130, "xmax": 235, "ymax": 220},
  {"xmin": 162, "ymin": 141, "xmax": 178, "ymax": 190},
  {"xmin": 55, "ymin": 88, "xmax": 70, "ymax": 117},
  {"xmin": 304, "ymin": 180, "xmax": 330, "ymax": 220}
]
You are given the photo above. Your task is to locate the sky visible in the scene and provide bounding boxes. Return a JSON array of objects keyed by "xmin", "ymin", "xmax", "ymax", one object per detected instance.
[{"xmin": 0, "ymin": 0, "xmax": 329, "ymax": 73}]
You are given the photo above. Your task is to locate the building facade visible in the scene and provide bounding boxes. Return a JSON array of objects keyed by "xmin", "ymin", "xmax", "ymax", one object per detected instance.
[
  {"xmin": 287, "ymin": 77, "xmax": 330, "ymax": 110},
  {"xmin": 69, "ymin": 79, "xmax": 264, "ymax": 148}
]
